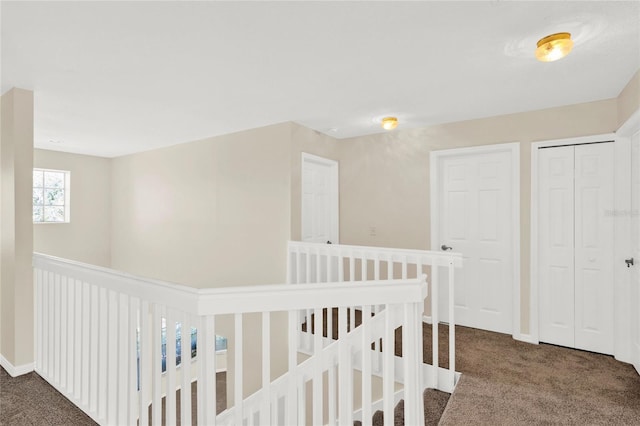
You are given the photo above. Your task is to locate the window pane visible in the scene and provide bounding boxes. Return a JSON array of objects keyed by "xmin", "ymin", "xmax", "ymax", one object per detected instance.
[
  {"xmin": 45, "ymin": 188, "xmax": 65, "ymax": 206},
  {"xmin": 44, "ymin": 172, "xmax": 65, "ymax": 189},
  {"xmin": 44, "ymin": 206, "xmax": 65, "ymax": 222},
  {"xmin": 33, "ymin": 170, "xmax": 44, "ymax": 188},
  {"xmin": 33, "ymin": 188, "xmax": 44, "ymax": 206},
  {"xmin": 33, "ymin": 206, "xmax": 44, "ymax": 222},
  {"xmin": 215, "ymin": 335, "xmax": 227, "ymax": 351}
]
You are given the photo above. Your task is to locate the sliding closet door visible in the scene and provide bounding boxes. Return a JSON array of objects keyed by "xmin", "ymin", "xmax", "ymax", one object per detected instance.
[
  {"xmin": 574, "ymin": 143, "xmax": 615, "ymax": 354},
  {"xmin": 538, "ymin": 142, "xmax": 615, "ymax": 354},
  {"xmin": 539, "ymin": 146, "xmax": 575, "ymax": 347}
]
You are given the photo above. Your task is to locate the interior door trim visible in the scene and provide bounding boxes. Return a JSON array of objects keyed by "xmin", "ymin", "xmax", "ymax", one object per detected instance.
[{"xmin": 430, "ymin": 142, "xmax": 521, "ymax": 340}]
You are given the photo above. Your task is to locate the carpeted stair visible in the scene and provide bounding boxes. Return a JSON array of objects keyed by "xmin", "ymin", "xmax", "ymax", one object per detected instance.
[{"xmin": 303, "ymin": 308, "xmax": 452, "ymax": 425}]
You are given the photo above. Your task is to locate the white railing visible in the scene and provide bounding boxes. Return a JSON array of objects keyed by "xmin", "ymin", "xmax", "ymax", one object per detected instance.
[
  {"xmin": 287, "ymin": 241, "xmax": 463, "ymax": 392},
  {"xmin": 33, "ymin": 250, "xmax": 428, "ymax": 426}
]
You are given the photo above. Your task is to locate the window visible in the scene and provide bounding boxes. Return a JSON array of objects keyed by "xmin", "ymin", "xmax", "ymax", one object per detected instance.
[{"xmin": 33, "ymin": 168, "xmax": 70, "ymax": 223}]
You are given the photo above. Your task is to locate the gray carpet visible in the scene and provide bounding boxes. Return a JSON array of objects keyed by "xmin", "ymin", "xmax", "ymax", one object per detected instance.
[
  {"xmin": 0, "ymin": 366, "xmax": 95, "ymax": 425},
  {"xmin": 437, "ymin": 326, "xmax": 640, "ymax": 425},
  {"xmin": 2, "ymin": 325, "xmax": 639, "ymax": 425}
]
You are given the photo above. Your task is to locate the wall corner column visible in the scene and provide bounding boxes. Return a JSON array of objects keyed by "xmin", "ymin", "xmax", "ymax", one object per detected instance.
[{"xmin": 1, "ymin": 88, "xmax": 34, "ymax": 375}]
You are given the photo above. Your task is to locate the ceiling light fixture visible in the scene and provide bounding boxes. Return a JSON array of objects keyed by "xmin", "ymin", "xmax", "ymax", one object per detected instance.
[
  {"xmin": 535, "ymin": 32, "xmax": 574, "ymax": 62},
  {"xmin": 381, "ymin": 116, "xmax": 398, "ymax": 130}
]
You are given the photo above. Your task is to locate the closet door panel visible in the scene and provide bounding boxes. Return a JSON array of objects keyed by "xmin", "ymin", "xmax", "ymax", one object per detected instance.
[
  {"xmin": 574, "ymin": 143, "xmax": 615, "ymax": 354},
  {"xmin": 538, "ymin": 146, "xmax": 575, "ymax": 347}
]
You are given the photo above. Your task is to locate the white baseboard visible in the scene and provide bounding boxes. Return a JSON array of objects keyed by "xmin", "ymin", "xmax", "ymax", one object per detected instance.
[
  {"xmin": 513, "ymin": 333, "xmax": 538, "ymax": 345},
  {"xmin": 0, "ymin": 354, "xmax": 34, "ymax": 377},
  {"xmin": 422, "ymin": 315, "xmax": 432, "ymax": 324}
]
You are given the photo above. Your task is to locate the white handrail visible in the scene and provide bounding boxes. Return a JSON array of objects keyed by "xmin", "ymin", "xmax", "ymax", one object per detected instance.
[{"xmin": 33, "ymin": 250, "xmax": 429, "ymax": 426}]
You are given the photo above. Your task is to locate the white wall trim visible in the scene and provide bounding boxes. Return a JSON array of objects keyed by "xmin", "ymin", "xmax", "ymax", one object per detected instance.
[
  {"xmin": 301, "ymin": 152, "xmax": 340, "ymax": 244},
  {"xmin": 430, "ymin": 142, "xmax": 521, "ymax": 339},
  {"xmin": 614, "ymin": 111, "xmax": 640, "ymax": 364},
  {"xmin": 530, "ymin": 132, "xmax": 623, "ymax": 353},
  {"xmin": 0, "ymin": 354, "xmax": 34, "ymax": 377},
  {"xmin": 617, "ymin": 109, "xmax": 640, "ymax": 137},
  {"xmin": 513, "ymin": 334, "xmax": 538, "ymax": 345}
]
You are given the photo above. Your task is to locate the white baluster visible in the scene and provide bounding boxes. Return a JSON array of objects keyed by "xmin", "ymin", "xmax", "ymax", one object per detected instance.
[
  {"xmin": 234, "ymin": 313, "xmax": 244, "ymax": 426},
  {"xmin": 107, "ymin": 290, "xmax": 119, "ymax": 424},
  {"xmin": 60, "ymin": 275, "xmax": 68, "ymax": 390},
  {"xmin": 180, "ymin": 313, "xmax": 193, "ymax": 426},
  {"xmin": 66, "ymin": 277, "xmax": 75, "ymax": 396},
  {"xmin": 47, "ymin": 272, "xmax": 53, "ymax": 380},
  {"xmin": 328, "ymin": 360, "xmax": 336, "ymax": 426},
  {"xmin": 139, "ymin": 301, "xmax": 150, "ymax": 426},
  {"xmin": 338, "ymin": 306, "xmax": 352, "ymax": 425},
  {"xmin": 152, "ymin": 305, "xmax": 163, "ymax": 426},
  {"xmin": 313, "ymin": 307, "xmax": 323, "ymax": 425},
  {"xmin": 431, "ymin": 264, "xmax": 439, "ymax": 389},
  {"xmin": 383, "ymin": 306, "xmax": 394, "ymax": 426},
  {"xmin": 199, "ymin": 315, "xmax": 216, "ymax": 425},
  {"xmin": 81, "ymin": 282, "xmax": 90, "ymax": 407},
  {"xmin": 35, "ymin": 269, "xmax": 43, "ymax": 374},
  {"xmin": 361, "ymin": 305, "xmax": 372, "ymax": 426},
  {"xmin": 403, "ymin": 303, "xmax": 418, "ymax": 426},
  {"xmin": 90, "ymin": 285, "xmax": 100, "ymax": 417},
  {"xmin": 287, "ymin": 309, "xmax": 297, "ymax": 425},
  {"xmin": 448, "ymin": 261, "xmax": 456, "ymax": 386},
  {"xmin": 261, "ymin": 311, "xmax": 271, "ymax": 424},
  {"xmin": 166, "ymin": 310, "xmax": 177, "ymax": 426},
  {"xmin": 128, "ymin": 297, "xmax": 140, "ymax": 426},
  {"xmin": 74, "ymin": 279, "xmax": 82, "ymax": 401},
  {"xmin": 117, "ymin": 294, "xmax": 130, "ymax": 426},
  {"xmin": 54, "ymin": 273, "xmax": 61, "ymax": 386}
]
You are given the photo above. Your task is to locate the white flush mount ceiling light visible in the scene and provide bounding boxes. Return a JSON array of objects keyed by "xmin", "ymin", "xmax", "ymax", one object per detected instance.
[
  {"xmin": 381, "ymin": 116, "xmax": 398, "ymax": 130},
  {"xmin": 535, "ymin": 32, "xmax": 574, "ymax": 62}
]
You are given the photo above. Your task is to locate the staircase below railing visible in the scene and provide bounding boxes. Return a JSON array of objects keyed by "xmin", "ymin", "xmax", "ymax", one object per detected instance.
[
  {"xmin": 288, "ymin": 241, "xmax": 463, "ymax": 393},
  {"xmin": 33, "ymin": 246, "xmax": 433, "ymax": 426}
]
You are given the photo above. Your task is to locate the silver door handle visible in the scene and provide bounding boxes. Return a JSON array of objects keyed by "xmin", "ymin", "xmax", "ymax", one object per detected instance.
[{"xmin": 441, "ymin": 245, "xmax": 453, "ymax": 251}]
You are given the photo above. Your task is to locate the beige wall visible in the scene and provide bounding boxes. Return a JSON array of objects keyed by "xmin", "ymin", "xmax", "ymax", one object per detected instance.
[
  {"xmin": 110, "ymin": 123, "xmax": 291, "ymax": 289},
  {"xmin": 110, "ymin": 122, "xmax": 292, "ymax": 404},
  {"xmin": 0, "ymin": 88, "xmax": 34, "ymax": 369},
  {"xmin": 33, "ymin": 149, "xmax": 111, "ymax": 266},
  {"xmin": 618, "ymin": 69, "xmax": 640, "ymax": 127},
  {"xmin": 337, "ymin": 98, "xmax": 619, "ymax": 335}
]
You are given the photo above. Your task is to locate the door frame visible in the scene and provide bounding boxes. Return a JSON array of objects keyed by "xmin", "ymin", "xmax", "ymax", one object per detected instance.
[
  {"xmin": 301, "ymin": 152, "xmax": 340, "ymax": 244},
  {"xmin": 530, "ymin": 132, "xmax": 633, "ymax": 361},
  {"xmin": 615, "ymin": 110, "xmax": 640, "ymax": 367},
  {"xmin": 430, "ymin": 142, "xmax": 521, "ymax": 339}
]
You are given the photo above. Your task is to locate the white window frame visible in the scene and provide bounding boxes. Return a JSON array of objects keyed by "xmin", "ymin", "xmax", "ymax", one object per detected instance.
[{"xmin": 33, "ymin": 168, "xmax": 71, "ymax": 224}]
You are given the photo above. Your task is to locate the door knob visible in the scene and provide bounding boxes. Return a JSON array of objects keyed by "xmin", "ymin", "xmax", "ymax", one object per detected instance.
[
  {"xmin": 441, "ymin": 245, "xmax": 453, "ymax": 251},
  {"xmin": 327, "ymin": 240, "xmax": 332, "ymax": 244},
  {"xmin": 625, "ymin": 258, "xmax": 634, "ymax": 268}
]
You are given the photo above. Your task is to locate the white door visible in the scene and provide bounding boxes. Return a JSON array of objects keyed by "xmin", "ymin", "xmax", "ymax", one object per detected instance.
[
  {"xmin": 538, "ymin": 146, "xmax": 575, "ymax": 346},
  {"xmin": 434, "ymin": 147, "xmax": 516, "ymax": 334},
  {"xmin": 301, "ymin": 153, "xmax": 339, "ymax": 244},
  {"xmin": 631, "ymin": 131, "xmax": 640, "ymax": 373},
  {"xmin": 538, "ymin": 143, "xmax": 615, "ymax": 354},
  {"xmin": 574, "ymin": 143, "xmax": 615, "ymax": 353}
]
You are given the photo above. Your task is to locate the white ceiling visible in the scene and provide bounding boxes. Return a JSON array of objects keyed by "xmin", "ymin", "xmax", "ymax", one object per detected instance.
[{"xmin": 2, "ymin": 1, "xmax": 639, "ymax": 158}]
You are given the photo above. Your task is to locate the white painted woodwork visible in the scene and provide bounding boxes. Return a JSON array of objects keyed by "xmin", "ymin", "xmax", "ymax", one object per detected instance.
[
  {"xmin": 538, "ymin": 143, "xmax": 615, "ymax": 354},
  {"xmin": 301, "ymin": 152, "xmax": 339, "ymax": 244},
  {"xmin": 631, "ymin": 131, "xmax": 640, "ymax": 374},
  {"xmin": 432, "ymin": 145, "xmax": 517, "ymax": 335},
  {"xmin": 33, "ymin": 241, "xmax": 437, "ymax": 426},
  {"xmin": 538, "ymin": 146, "xmax": 576, "ymax": 346},
  {"xmin": 287, "ymin": 240, "xmax": 462, "ymax": 394}
]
